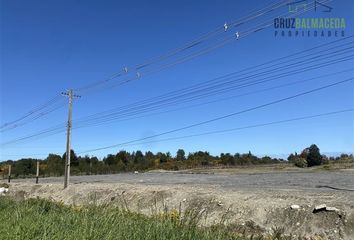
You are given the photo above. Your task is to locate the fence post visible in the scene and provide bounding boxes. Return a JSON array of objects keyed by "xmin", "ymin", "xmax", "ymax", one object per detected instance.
[
  {"xmin": 8, "ymin": 165, "xmax": 11, "ymax": 183},
  {"xmin": 36, "ymin": 161, "xmax": 39, "ymax": 184}
]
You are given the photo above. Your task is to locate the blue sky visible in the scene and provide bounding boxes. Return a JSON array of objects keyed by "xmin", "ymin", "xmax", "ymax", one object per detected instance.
[{"xmin": 0, "ymin": 0, "xmax": 353, "ymax": 160}]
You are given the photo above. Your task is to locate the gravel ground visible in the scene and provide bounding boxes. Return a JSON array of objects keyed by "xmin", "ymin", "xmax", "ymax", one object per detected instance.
[
  {"xmin": 4, "ymin": 169, "xmax": 354, "ymax": 239},
  {"xmin": 9, "ymin": 170, "xmax": 354, "ymax": 192}
]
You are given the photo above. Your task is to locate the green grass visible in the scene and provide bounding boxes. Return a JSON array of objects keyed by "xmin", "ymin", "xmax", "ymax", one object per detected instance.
[{"xmin": 0, "ymin": 197, "xmax": 246, "ymax": 240}]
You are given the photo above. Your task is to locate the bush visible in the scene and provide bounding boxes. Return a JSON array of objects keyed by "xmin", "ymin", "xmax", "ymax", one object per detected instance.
[{"xmin": 294, "ymin": 157, "xmax": 307, "ymax": 168}]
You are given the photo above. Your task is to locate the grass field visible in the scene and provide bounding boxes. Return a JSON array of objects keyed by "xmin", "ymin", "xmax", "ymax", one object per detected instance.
[{"xmin": 0, "ymin": 197, "xmax": 253, "ymax": 240}]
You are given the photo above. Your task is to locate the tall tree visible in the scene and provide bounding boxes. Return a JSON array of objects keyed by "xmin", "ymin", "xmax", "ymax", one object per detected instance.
[
  {"xmin": 62, "ymin": 150, "xmax": 78, "ymax": 166},
  {"xmin": 176, "ymin": 149, "xmax": 186, "ymax": 161},
  {"xmin": 46, "ymin": 154, "xmax": 64, "ymax": 176},
  {"xmin": 134, "ymin": 150, "xmax": 144, "ymax": 164},
  {"xmin": 306, "ymin": 144, "xmax": 322, "ymax": 167},
  {"xmin": 116, "ymin": 150, "xmax": 130, "ymax": 165}
]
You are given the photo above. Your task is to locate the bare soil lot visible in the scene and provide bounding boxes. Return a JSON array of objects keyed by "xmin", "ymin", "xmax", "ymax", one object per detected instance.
[{"xmin": 4, "ymin": 168, "xmax": 354, "ymax": 239}]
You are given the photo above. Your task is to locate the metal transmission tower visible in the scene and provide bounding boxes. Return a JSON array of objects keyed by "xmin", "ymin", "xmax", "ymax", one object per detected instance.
[{"xmin": 62, "ymin": 89, "xmax": 80, "ymax": 189}]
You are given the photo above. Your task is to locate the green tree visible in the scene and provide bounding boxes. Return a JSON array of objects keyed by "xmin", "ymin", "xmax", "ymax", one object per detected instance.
[
  {"xmin": 78, "ymin": 155, "xmax": 92, "ymax": 174},
  {"xmin": 133, "ymin": 151, "xmax": 148, "ymax": 170},
  {"xmin": 12, "ymin": 159, "xmax": 37, "ymax": 177},
  {"xmin": 176, "ymin": 149, "xmax": 186, "ymax": 161},
  {"xmin": 104, "ymin": 154, "xmax": 117, "ymax": 165},
  {"xmin": 134, "ymin": 151, "xmax": 144, "ymax": 164},
  {"xmin": 287, "ymin": 153, "xmax": 296, "ymax": 163},
  {"xmin": 116, "ymin": 150, "xmax": 130, "ymax": 166},
  {"xmin": 62, "ymin": 150, "xmax": 78, "ymax": 166},
  {"xmin": 144, "ymin": 151, "xmax": 155, "ymax": 169},
  {"xmin": 306, "ymin": 144, "xmax": 322, "ymax": 167},
  {"xmin": 157, "ymin": 152, "xmax": 168, "ymax": 163},
  {"xmin": 46, "ymin": 154, "xmax": 64, "ymax": 176}
]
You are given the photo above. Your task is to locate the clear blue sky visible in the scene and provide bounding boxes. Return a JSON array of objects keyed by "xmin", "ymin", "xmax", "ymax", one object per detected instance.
[{"xmin": 0, "ymin": 0, "xmax": 353, "ymax": 160}]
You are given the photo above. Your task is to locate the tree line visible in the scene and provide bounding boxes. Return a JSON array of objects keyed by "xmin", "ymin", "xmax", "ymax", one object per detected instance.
[{"xmin": 0, "ymin": 144, "xmax": 352, "ymax": 178}]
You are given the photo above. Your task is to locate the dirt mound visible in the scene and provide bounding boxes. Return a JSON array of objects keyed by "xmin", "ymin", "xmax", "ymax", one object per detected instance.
[{"xmin": 4, "ymin": 180, "xmax": 354, "ymax": 239}]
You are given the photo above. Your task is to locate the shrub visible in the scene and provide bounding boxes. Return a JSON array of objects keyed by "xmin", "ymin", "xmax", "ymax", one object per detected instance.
[{"xmin": 294, "ymin": 157, "xmax": 308, "ymax": 168}]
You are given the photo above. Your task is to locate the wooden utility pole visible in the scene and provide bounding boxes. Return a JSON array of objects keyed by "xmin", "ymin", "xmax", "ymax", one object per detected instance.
[
  {"xmin": 62, "ymin": 89, "xmax": 80, "ymax": 189},
  {"xmin": 36, "ymin": 161, "xmax": 40, "ymax": 184},
  {"xmin": 8, "ymin": 165, "xmax": 11, "ymax": 183}
]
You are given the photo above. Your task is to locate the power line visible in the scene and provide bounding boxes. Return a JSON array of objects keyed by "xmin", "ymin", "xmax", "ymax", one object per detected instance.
[
  {"xmin": 72, "ymin": 68, "xmax": 353, "ymax": 129},
  {"xmin": 120, "ymin": 35, "xmax": 353, "ymax": 111},
  {"xmin": 74, "ymin": 0, "xmax": 293, "ymax": 93},
  {"xmin": 0, "ymin": 95, "xmax": 65, "ymax": 131},
  {"xmin": 79, "ymin": 0, "xmax": 320, "ymax": 95},
  {"xmin": 72, "ymin": 54, "xmax": 353, "ymax": 127},
  {"xmin": 79, "ymin": 30, "xmax": 353, "ymax": 124},
  {"xmin": 2, "ymin": 108, "xmax": 352, "ymax": 159},
  {"xmin": 77, "ymin": 77, "xmax": 354, "ymax": 154},
  {"xmin": 74, "ymin": 36, "xmax": 353, "ymax": 123},
  {"xmin": 131, "ymin": 0, "xmax": 330, "ymax": 78},
  {"xmin": 80, "ymin": 0, "xmax": 326, "ymax": 95},
  {"xmin": 0, "ymin": 103, "xmax": 66, "ymax": 133},
  {"xmin": 1, "ymin": 39, "xmax": 352, "ymax": 146},
  {"xmin": 1, "ymin": 0, "xmax": 293, "ymax": 131},
  {"xmin": 2, "ymin": 55, "xmax": 351, "ymax": 146},
  {"xmin": 109, "ymin": 109, "xmax": 354, "ymax": 148},
  {"xmin": 72, "ymin": 46, "xmax": 354, "ymax": 126},
  {"xmin": 5, "ymin": 0, "xmax": 327, "ymax": 127},
  {"xmin": 49, "ymin": 49, "xmax": 353, "ymax": 129}
]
